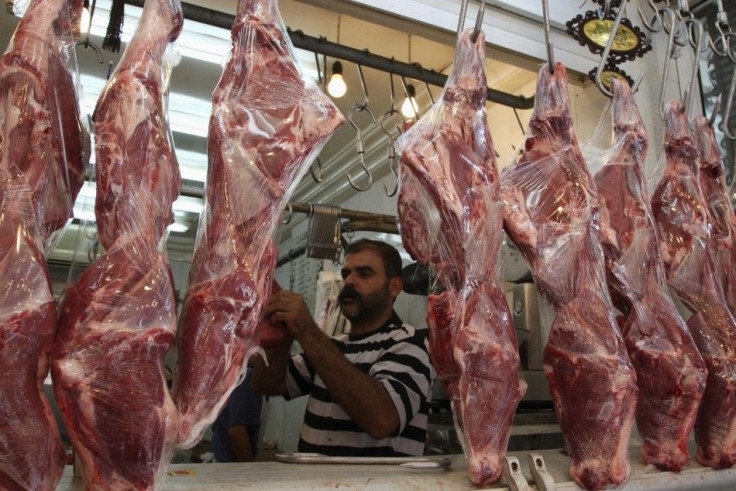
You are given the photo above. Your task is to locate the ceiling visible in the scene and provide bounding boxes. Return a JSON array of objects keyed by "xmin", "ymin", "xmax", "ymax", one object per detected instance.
[{"xmin": 1, "ymin": 0, "xmax": 539, "ymax": 265}]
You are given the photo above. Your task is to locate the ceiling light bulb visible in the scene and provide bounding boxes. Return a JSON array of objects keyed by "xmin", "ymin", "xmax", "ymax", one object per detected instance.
[
  {"xmin": 327, "ymin": 61, "xmax": 347, "ymax": 98},
  {"xmin": 401, "ymin": 84, "xmax": 419, "ymax": 119}
]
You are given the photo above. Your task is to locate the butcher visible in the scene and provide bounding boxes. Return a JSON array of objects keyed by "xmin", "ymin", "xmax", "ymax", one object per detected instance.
[{"xmin": 251, "ymin": 239, "xmax": 435, "ymax": 456}]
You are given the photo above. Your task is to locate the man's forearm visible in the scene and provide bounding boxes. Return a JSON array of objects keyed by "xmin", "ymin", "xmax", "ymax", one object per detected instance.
[{"xmin": 296, "ymin": 327, "xmax": 400, "ymax": 439}]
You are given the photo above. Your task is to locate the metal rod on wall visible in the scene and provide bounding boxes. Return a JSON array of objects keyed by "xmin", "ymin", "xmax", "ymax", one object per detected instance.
[{"xmin": 123, "ymin": 0, "xmax": 535, "ymax": 109}]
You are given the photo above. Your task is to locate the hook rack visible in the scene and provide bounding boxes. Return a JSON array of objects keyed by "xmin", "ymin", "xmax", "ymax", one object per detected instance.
[{"xmin": 122, "ymin": 0, "xmax": 534, "ymax": 110}]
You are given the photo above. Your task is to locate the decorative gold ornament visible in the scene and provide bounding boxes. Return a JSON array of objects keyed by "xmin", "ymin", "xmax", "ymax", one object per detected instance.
[
  {"xmin": 588, "ymin": 64, "xmax": 634, "ymax": 92},
  {"xmin": 566, "ymin": 9, "xmax": 651, "ymax": 63}
]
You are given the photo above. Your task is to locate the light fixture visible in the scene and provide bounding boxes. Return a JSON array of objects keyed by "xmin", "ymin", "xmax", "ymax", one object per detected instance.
[
  {"xmin": 401, "ymin": 84, "xmax": 419, "ymax": 119},
  {"xmin": 327, "ymin": 61, "xmax": 347, "ymax": 98}
]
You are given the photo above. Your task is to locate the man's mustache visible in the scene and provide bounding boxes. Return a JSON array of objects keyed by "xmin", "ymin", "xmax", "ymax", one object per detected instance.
[{"xmin": 338, "ymin": 287, "xmax": 361, "ymax": 302}]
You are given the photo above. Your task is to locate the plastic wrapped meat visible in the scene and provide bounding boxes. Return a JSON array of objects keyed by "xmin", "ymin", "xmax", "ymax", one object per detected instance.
[
  {"xmin": 396, "ymin": 28, "xmax": 526, "ymax": 486},
  {"xmin": 172, "ymin": 0, "xmax": 344, "ymax": 449},
  {"xmin": 593, "ymin": 80, "xmax": 706, "ymax": 471},
  {"xmin": 51, "ymin": 0, "xmax": 183, "ymax": 487},
  {"xmin": 500, "ymin": 63, "xmax": 638, "ymax": 490},
  {"xmin": 0, "ymin": 0, "xmax": 85, "ymax": 488},
  {"xmin": 694, "ymin": 115, "xmax": 736, "ymax": 316},
  {"xmin": 651, "ymin": 100, "xmax": 736, "ymax": 469},
  {"xmin": 0, "ymin": 0, "xmax": 86, "ymax": 250}
]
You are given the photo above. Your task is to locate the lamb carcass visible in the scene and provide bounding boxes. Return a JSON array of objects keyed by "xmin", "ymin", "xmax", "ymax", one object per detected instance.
[
  {"xmin": 593, "ymin": 79, "xmax": 706, "ymax": 471},
  {"xmin": 52, "ymin": 0, "xmax": 183, "ymax": 487},
  {"xmin": 396, "ymin": 28, "xmax": 526, "ymax": 486},
  {"xmin": 0, "ymin": 0, "xmax": 85, "ymax": 487},
  {"xmin": 652, "ymin": 100, "xmax": 736, "ymax": 469},
  {"xmin": 501, "ymin": 63, "xmax": 638, "ymax": 490},
  {"xmin": 172, "ymin": 0, "xmax": 344, "ymax": 449}
]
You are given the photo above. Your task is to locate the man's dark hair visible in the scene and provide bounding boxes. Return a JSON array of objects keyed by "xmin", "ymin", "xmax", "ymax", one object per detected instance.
[{"xmin": 344, "ymin": 239, "xmax": 402, "ymax": 279}]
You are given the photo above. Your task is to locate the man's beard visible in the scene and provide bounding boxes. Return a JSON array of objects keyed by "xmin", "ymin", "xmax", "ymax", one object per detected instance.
[{"xmin": 338, "ymin": 282, "xmax": 391, "ymax": 325}]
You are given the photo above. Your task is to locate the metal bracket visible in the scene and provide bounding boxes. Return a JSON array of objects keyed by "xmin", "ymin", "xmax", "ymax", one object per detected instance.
[
  {"xmin": 503, "ymin": 456, "xmax": 531, "ymax": 491},
  {"xmin": 528, "ymin": 453, "xmax": 556, "ymax": 490}
]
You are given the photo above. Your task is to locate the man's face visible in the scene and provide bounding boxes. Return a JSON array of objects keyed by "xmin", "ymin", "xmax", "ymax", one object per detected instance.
[{"xmin": 338, "ymin": 249, "xmax": 398, "ymax": 325}]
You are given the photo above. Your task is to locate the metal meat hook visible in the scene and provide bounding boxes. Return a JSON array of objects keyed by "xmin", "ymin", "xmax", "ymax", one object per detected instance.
[
  {"xmin": 381, "ymin": 73, "xmax": 401, "ymax": 197},
  {"xmin": 457, "ymin": 0, "xmax": 487, "ymax": 43},
  {"xmin": 682, "ymin": 17, "xmax": 705, "ymax": 120},
  {"xmin": 309, "ymin": 156, "xmax": 323, "ymax": 183},
  {"xmin": 346, "ymin": 103, "xmax": 377, "ymax": 192},
  {"xmin": 657, "ymin": 8, "xmax": 680, "ymax": 118},
  {"xmin": 637, "ymin": 0, "xmax": 663, "ymax": 33},
  {"xmin": 75, "ymin": 40, "xmax": 104, "ymax": 64},
  {"xmin": 708, "ymin": 0, "xmax": 732, "ymax": 58},
  {"xmin": 541, "ymin": 0, "xmax": 555, "ymax": 74},
  {"xmin": 722, "ymin": 67, "xmax": 736, "ymax": 140},
  {"xmin": 594, "ymin": 0, "xmax": 640, "ymax": 98}
]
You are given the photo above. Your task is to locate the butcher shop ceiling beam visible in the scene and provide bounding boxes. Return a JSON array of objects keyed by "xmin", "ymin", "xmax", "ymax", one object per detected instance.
[{"xmin": 122, "ymin": 0, "xmax": 534, "ymax": 110}]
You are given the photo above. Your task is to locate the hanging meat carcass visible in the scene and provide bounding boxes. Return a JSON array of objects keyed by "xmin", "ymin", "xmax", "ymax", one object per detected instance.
[
  {"xmin": 51, "ymin": 0, "xmax": 183, "ymax": 487},
  {"xmin": 0, "ymin": 0, "xmax": 85, "ymax": 488},
  {"xmin": 172, "ymin": 0, "xmax": 344, "ymax": 449},
  {"xmin": 651, "ymin": 100, "xmax": 736, "ymax": 469},
  {"xmin": 500, "ymin": 63, "xmax": 638, "ymax": 490},
  {"xmin": 694, "ymin": 114, "xmax": 736, "ymax": 316},
  {"xmin": 396, "ymin": 27, "xmax": 526, "ymax": 486},
  {"xmin": 593, "ymin": 79, "xmax": 706, "ymax": 471}
]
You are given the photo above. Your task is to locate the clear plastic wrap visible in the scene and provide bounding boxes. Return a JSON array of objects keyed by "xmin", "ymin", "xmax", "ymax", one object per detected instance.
[
  {"xmin": 500, "ymin": 63, "xmax": 638, "ymax": 490},
  {"xmin": 2, "ymin": 0, "xmax": 87, "ymax": 253},
  {"xmin": 51, "ymin": 0, "xmax": 183, "ymax": 488},
  {"xmin": 694, "ymin": 115, "xmax": 736, "ymax": 317},
  {"xmin": 395, "ymin": 28, "xmax": 526, "ymax": 486},
  {"xmin": 1, "ymin": 0, "xmax": 85, "ymax": 488},
  {"xmin": 593, "ymin": 80, "xmax": 706, "ymax": 471},
  {"xmin": 651, "ymin": 100, "xmax": 736, "ymax": 469},
  {"xmin": 172, "ymin": 0, "xmax": 344, "ymax": 449}
]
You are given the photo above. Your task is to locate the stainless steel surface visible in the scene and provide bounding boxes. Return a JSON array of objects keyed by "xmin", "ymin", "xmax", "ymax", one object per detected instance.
[
  {"xmin": 275, "ymin": 452, "xmax": 451, "ymax": 469},
  {"xmin": 59, "ymin": 444, "xmax": 736, "ymax": 490}
]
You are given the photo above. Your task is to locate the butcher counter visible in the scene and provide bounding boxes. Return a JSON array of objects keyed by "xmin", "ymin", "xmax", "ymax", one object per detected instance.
[{"xmin": 55, "ymin": 444, "xmax": 736, "ymax": 490}]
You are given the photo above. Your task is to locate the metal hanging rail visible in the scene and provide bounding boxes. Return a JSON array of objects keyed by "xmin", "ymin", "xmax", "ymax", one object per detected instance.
[{"xmin": 123, "ymin": 0, "xmax": 535, "ymax": 109}]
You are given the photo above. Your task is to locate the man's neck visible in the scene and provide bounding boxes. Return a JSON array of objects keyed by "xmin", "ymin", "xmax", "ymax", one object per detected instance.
[{"xmin": 349, "ymin": 309, "xmax": 394, "ymax": 337}]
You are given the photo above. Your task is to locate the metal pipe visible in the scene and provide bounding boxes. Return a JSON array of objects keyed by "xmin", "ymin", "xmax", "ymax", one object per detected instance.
[{"xmin": 123, "ymin": 0, "xmax": 535, "ymax": 109}]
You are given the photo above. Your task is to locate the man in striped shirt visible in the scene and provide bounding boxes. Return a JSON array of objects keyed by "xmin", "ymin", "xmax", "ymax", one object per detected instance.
[{"xmin": 252, "ymin": 239, "xmax": 435, "ymax": 456}]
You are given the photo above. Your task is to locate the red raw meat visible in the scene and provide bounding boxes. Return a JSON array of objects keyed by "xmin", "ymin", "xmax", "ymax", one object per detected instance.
[
  {"xmin": 0, "ymin": 0, "xmax": 85, "ymax": 488},
  {"xmin": 651, "ymin": 100, "xmax": 736, "ymax": 469},
  {"xmin": 694, "ymin": 116, "xmax": 736, "ymax": 316},
  {"xmin": 52, "ymin": 0, "xmax": 183, "ymax": 487},
  {"xmin": 0, "ymin": 191, "xmax": 65, "ymax": 490},
  {"xmin": 396, "ymin": 28, "xmax": 526, "ymax": 486},
  {"xmin": 172, "ymin": 0, "xmax": 344, "ymax": 449},
  {"xmin": 0, "ymin": 0, "xmax": 86, "ymax": 248},
  {"xmin": 594, "ymin": 80, "xmax": 706, "ymax": 471},
  {"xmin": 501, "ymin": 63, "xmax": 637, "ymax": 490}
]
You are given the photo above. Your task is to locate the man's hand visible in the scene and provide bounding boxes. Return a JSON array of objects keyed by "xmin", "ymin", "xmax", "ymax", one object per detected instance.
[{"xmin": 264, "ymin": 291, "xmax": 318, "ymax": 340}]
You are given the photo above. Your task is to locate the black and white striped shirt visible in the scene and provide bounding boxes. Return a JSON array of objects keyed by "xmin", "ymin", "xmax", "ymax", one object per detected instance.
[{"xmin": 284, "ymin": 312, "xmax": 435, "ymax": 456}]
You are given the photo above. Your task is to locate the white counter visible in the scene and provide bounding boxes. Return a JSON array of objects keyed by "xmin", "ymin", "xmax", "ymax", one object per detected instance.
[{"xmin": 55, "ymin": 445, "xmax": 736, "ymax": 490}]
